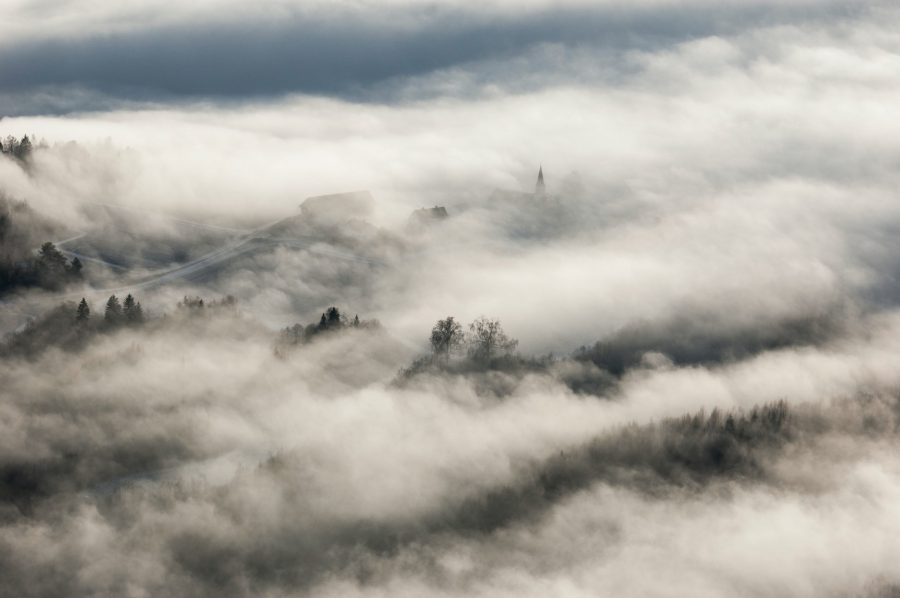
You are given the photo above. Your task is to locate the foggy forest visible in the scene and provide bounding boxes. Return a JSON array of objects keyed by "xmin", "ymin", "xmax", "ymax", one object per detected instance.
[{"xmin": 2, "ymin": 1, "xmax": 900, "ymax": 596}]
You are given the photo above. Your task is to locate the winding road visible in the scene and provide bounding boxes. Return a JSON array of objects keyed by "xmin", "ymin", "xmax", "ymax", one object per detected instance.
[{"xmin": 3, "ymin": 205, "xmax": 387, "ymax": 330}]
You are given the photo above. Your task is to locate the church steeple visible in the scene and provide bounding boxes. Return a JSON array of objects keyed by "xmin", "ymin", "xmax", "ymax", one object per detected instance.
[{"xmin": 535, "ymin": 166, "xmax": 545, "ymax": 196}]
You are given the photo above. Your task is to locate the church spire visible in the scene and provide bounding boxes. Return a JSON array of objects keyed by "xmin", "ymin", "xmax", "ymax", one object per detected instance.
[{"xmin": 535, "ymin": 165, "xmax": 546, "ymax": 196}]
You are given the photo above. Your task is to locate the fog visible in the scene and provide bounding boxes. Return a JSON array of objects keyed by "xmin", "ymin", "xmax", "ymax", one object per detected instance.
[{"xmin": 2, "ymin": 1, "xmax": 900, "ymax": 596}]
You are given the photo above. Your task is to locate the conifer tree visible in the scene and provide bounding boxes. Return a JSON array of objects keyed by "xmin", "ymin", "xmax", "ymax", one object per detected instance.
[
  {"xmin": 123, "ymin": 294, "xmax": 144, "ymax": 324},
  {"xmin": 38, "ymin": 242, "xmax": 67, "ymax": 275},
  {"xmin": 105, "ymin": 295, "xmax": 123, "ymax": 325},
  {"xmin": 14, "ymin": 135, "xmax": 32, "ymax": 161},
  {"xmin": 68, "ymin": 257, "xmax": 83, "ymax": 278},
  {"xmin": 326, "ymin": 306, "xmax": 341, "ymax": 328},
  {"xmin": 76, "ymin": 298, "xmax": 90, "ymax": 323}
]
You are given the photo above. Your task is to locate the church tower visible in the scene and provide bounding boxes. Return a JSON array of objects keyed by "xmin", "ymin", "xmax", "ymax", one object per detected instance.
[{"xmin": 535, "ymin": 166, "xmax": 546, "ymax": 196}]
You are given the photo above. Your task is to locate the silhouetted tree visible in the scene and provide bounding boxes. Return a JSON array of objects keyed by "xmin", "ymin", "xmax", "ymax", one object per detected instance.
[
  {"xmin": 275, "ymin": 307, "xmax": 378, "ymax": 356},
  {"xmin": 104, "ymin": 295, "xmax": 123, "ymax": 325},
  {"xmin": 467, "ymin": 317, "xmax": 518, "ymax": 363},
  {"xmin": 67, "ymin": 257, "xmax": 83, "ymax": 278},
  {"xmin": 76, "ymin": 298, "xmax": 90, "ymax": 323},
  {"xmin": 14, "ymin": 135, "xmax": 32, "ymax": 161},
  {"xmin": 123, "ymin": 294, "xmax": 143, "ymax": 324},
  {"xmin": 431, "ymin": 316, "xmax": 463, "ymax": 363},
  {"xmin": 38, "ymin": 241, "xmax": 66, "ymax": 271},
  {"xmin": 315, "ymin": 306, "xmax": 343, "ymax": 332},
  {"xmin": 35, "ymin": 242, "xmax": 71, "ymax": 289},
  {"xmin": 326, "ymin": 306, "xmax": 341, "ymax": 327},
  {"xmin": 178, "ymin": 296, "xmax": 205, "ymax": 311},
  {"xmin": 2, "ymin": 136, "xmax": 17, "ymax": 156}
]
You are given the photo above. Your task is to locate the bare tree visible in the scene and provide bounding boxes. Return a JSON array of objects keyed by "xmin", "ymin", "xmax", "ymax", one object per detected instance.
[
  {"xmin": 430, "ymin": 316, "xmax": 463, "ymax": 363},
  {"xmin": 466, "ymin": 317, "xmax": 518, "ymax": 363}
]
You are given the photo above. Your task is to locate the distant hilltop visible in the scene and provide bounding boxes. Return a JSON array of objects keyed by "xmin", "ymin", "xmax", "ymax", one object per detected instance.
[
  {"xmin": 407, "ymin": 206, "xmax": 449, "ymax": 231},
  {"xmin": 409, "ymin": 206, "xmax": 448, "ymax": 223},
  {"xmin": 296, "ymin": 167, "xmax": 576, "ymax": 232},
  {"xmin": 300, "ymin": 190, "xmax": 374, "ymax": 224}
]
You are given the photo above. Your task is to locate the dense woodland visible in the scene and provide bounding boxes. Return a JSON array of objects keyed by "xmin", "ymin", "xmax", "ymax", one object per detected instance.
[
  {"xmin": 0, "ymin": 241, "xmax": 83, "ymax": 294},
  {"xmin": 0, "ymin": 189, "xmax": 84, "ymax": 295}
]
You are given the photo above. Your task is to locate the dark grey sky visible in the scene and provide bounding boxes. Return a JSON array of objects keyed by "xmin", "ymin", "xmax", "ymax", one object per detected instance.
[{"xmin": 0, "ymin": 0, "xmax": 867, "ymax": 115}]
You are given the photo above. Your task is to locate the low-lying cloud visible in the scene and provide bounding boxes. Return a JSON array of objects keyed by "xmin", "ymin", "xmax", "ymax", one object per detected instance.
[{"xmin": 2, "ymin": 1, "xmax": 900, "ymax": 596}]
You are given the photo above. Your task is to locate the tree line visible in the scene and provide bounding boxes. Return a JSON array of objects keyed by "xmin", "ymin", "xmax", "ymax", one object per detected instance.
[
  {"xmin": 276, "ymin": 306, "xmax": 380, "ymax": 356},
  {"xmin": 1, "ymin": 292, "xmax": 147, "ymax": 358},
  {"xmin": 176, "ymin": 294, "xmax": 238, "ymax": 314},
  {"xmin": 441, "ymin": 401, "xmax": 792, "ymax": 536},
  {"xmin": 0, "ymin": 135, "xmax": 37, "ymax": 162},
  {"xmin": 73, "ymin": 293, "xmax": 145, "ymax": 326}
]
